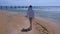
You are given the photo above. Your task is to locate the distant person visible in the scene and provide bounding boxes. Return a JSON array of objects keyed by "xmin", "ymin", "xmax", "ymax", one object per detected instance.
[{"xmin": 21, "ymin": 5, "xmax": 34, "ymax": 32}]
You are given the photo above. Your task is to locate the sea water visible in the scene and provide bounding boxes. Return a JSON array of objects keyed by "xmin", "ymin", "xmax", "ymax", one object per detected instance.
[{"xmin": 0, "ymin": 6, "xmax": 60, "ymax": 23}]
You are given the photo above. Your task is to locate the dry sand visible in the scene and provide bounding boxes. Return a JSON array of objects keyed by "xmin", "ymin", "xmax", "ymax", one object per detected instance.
[{"xmin": 0, "ymin": 10, "xmax": 60, "ymax": 34}]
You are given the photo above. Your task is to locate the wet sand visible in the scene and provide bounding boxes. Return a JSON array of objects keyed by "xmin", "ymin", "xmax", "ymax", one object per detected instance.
[{"xmin": 0, "ymin": 10, "xmax": 60, "ymax": 34}]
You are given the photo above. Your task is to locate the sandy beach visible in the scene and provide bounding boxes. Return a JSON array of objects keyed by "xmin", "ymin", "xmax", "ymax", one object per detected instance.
[{"xmin": 0, "ymin": 10, "xmax": 60, "ymax": 34}]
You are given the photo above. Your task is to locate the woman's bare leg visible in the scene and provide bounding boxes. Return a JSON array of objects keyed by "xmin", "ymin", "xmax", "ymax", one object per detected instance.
[
  {"xmin": 21, "ymin": 18, "xmax": 32, "ymax": 32},
  {"xmin": 29, "ymin": 18, "xmax": 32, "ymax": 30}
]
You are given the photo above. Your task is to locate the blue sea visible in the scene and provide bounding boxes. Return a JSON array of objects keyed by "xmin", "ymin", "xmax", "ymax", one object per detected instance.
[{"xmin": 0, "ymin": 6, "xmax": 60, "ymax": 23}]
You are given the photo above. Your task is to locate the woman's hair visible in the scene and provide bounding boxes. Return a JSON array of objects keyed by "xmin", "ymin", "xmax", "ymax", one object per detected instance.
[
  {"xmin": 28, "ymin": 5, "xmax": 32, "ymax": 10},
  {"xmin": 29, "ymin": 5, "xmax": 32, "ymax": 8}
]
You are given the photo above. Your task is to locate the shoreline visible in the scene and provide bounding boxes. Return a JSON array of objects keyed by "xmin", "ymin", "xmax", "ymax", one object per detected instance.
[
  {"xmin": 35, "ymin": 16, "xmax": 60, "ymax": 24},
  {"xmin": 0, "ymin": 10, "xmax": 60, "ymax": 23},
  {"xmin": 0, "ymin": 10, "xmax": 59, "ymax": 23}
]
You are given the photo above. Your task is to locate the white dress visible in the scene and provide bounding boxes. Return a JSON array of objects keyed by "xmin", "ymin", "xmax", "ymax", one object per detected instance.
[{"xmin": 27, "ymin": 8, "xmax": 34, "ymax": 18}]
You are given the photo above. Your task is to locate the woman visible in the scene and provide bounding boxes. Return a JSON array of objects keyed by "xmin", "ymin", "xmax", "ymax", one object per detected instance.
[{"xmin": 21, "ymin": 5, "xmax": 34, "ymax": 32}]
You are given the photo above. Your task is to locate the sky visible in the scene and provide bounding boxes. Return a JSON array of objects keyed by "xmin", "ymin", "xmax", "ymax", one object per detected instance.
[{"xmin": 0, "ymin": 0, "xmax": 60, "ymax": 6}]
